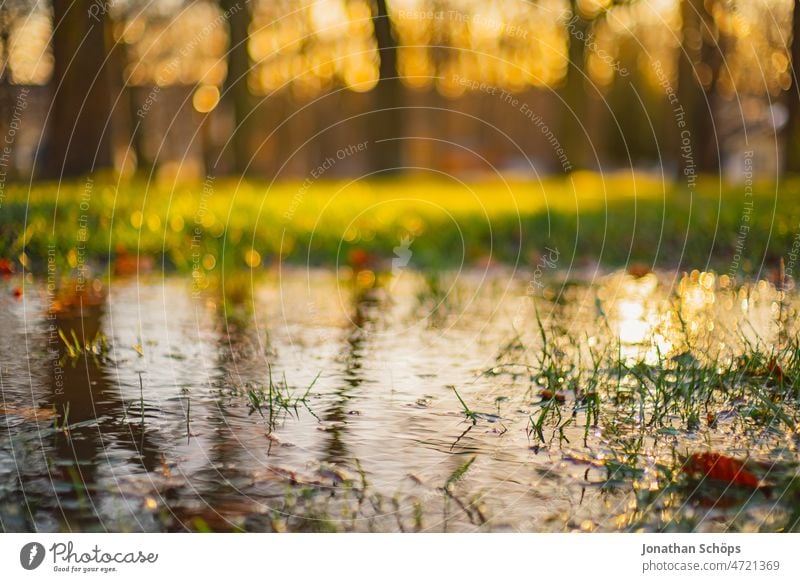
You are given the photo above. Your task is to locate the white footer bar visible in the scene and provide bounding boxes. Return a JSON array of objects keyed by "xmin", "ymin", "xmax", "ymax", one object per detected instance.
[{"xmin": 1, "ymin": 533, "xmax": 798, "ymax": 581}]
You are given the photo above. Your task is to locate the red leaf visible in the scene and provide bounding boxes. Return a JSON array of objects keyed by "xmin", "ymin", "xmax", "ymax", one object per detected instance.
[
  {"xmin": 767, "ymin": 358, "xmax": 788, "ymax": 383},
  {"xmin": 0, "ymin": 258, "xmax": 14, "ymax": 276},
  {"xmin": 682, "ymin": 452, "xmax": 761, "ymax": 489},
  {"xmin": 348, "ymin": 248, "xmax": 371, "ymax": 270},
  {"xmin": 539, "ymin": 390, "xmax": 565, "ymax": 403}
]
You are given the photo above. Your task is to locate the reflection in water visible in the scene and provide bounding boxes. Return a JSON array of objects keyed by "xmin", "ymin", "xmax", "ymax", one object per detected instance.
[
  {"xmin": 0, "ymin": 268, "xmax": 798, "ymax": 532},
  {"xmin": 321, "ymin": 278, "xmax": 383, "ymax": 465},
  {"xmin": 598, "ymin": 270, "xmax": 780, "ymax": 367}
]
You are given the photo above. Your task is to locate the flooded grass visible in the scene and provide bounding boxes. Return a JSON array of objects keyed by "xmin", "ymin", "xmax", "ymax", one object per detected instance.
[{"xmin": 2, "ymin": 266, "xmax": 800, "ymax": 532}]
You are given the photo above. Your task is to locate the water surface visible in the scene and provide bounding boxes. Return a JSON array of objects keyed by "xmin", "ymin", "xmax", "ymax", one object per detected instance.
[{"xmin": 1, "ymin": 267, "xmax": 798, "ymax": 532}]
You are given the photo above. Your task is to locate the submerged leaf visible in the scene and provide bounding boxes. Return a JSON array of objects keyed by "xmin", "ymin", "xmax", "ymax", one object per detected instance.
[{"xmin": 0, "ymin": 404, "xmax": 58, "ymax": 422}]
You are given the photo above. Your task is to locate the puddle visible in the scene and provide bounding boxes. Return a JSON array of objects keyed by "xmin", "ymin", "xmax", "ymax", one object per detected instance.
[{"xmin": 1, "ymin": 267, "xmax": 799, "ymax": 532}]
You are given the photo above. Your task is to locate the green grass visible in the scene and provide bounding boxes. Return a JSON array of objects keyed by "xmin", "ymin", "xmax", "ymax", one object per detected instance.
[
  {"xmin": 1, "ymin": 172, "xmax": 798, "ymax": 275},
  {"xmin": 475, "ymin": 288, "xmax": 800, "ymax": 532},
  {"xmin": 244, "ymin": 366, "xmax": 320, "ymax": 432}
]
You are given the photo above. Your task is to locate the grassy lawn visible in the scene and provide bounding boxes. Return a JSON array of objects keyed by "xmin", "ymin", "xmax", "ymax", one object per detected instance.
[{"xmin": 1, "ymin": 172, "xmax": 798, "ymax": 275}]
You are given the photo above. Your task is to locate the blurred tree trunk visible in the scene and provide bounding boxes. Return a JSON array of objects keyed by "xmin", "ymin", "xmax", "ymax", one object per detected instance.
[
  {"xmin": 784, "ymin": 0, "xmax": 800, "ymax": 174},
  {"xmin": 369, "ymin": 0, "xmax": 403, "ymax": 173},
  {"xmin": 561, "ymin": 2, "xmax": 590, "ymax": 170},
  {"xmin": 127, "ymin": 86, "xmax": 154, "ymax": 175},
  {"xmin": 48, "ymin": 0, "xmax": 114, "ymax": 177},
  {"xmin": 111, "ymin": 3, "xmax": 153, "ymax": 175},
  {"xmin": 220, "ymin": 0, "xmax": 252, "ymax": 175},
  {"xmin": 103, "ymin": 15, "xmax": 131, "ymax": 175},
  {"xmin": 0, "ymin": 12, "xmax": 13, "ymax": 179},
  {"xmin": 677, "ymin": 0, "xmax": 722, "ymax": 175}
]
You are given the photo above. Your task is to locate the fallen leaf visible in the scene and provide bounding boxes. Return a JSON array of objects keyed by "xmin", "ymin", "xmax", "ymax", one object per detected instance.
[
  {"xmin": 767, "ymin": 358, "xmax": 790, "ymax": 383},
  {"xmin": 0, "ymin": 258, "xmax": 14, "ymax": 276},
  {"xmin": 0, "ymin": 404, "xmax": 58, "ymax": 422},
  {"xmin": 113, "ymin": 246, "xmax": 154, "ymax": 277},
  {"xmin": 539, "ymin": 389, "xmax": 565, "ymax": 403},
  {"xmin": 160, "ymin": 453, "xmax": 171, "ymax": 478},
  {"xmin": 627, "ymin": 263, "xmax": 652, "ymax": 278},
  {"xmin": 348, "ymin": 248, "xmax": 371, "ymax": 270},
  {"xmin": 682, "ymin": 452, "xmax": 761, "ymax": 489}
]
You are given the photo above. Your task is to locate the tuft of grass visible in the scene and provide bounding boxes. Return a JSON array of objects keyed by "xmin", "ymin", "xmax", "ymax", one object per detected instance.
[
  {"xmin": 58, "ymin": 328, "xmax": 109, "ymax": 367},
  {"xmin": 245, "ymin": 366, "xmax": 320, "ymax": 432},
  {"xmin": 451, "ymin": 386, "xmax": 478, "ymax": 425},
  {"xmin": 444, "ymin": 456, "xmax": 476, "ymax": 491}
]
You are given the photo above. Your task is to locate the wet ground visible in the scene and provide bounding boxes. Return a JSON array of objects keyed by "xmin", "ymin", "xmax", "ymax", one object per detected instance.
[{"xmin": 1, "ymin": 267, "xmax": 799, "ymax": 532}]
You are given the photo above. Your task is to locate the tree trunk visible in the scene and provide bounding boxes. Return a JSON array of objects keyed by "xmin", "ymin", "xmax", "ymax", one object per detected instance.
[
  {"xmin": 220, "ymin": 0, "xmax": 252, "ymax": 176},
  {"xmin": 677, "ymin": 0, "xmax": 722, "ymax": 176},
  {"xmin": 784, "ymin": 0, "xmax": 800, "ymax": 173},
  {"xmin": 560, "ymin": 2, "xmax": 590, "ymax": 170},
  {"xmin": 0, "ymin": 19, "xmax": 12, "ymax": 179},
  {"xmin": 127, "ymin": 86, "xmax": 154, "ymax": 175},
  {"xmin": 48, "ymin": 0, "xmax": 113, "ymax": 178},
  {"xmin": 369, "ymin": 0, "xmax": 403, "ymax": 173}
]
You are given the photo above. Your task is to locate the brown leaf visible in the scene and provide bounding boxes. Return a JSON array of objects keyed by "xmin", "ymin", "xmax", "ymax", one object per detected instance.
[
  {"xmin": 0, "ymin": 404, "xmax": 58, "ymax": 422},
  {"xmin": 539, "ymin": 389, "xmax": 565, "ymax": 403},
  {"xmin": 627, "ymin": 263, "xmax": 652, "ymax": 278}
]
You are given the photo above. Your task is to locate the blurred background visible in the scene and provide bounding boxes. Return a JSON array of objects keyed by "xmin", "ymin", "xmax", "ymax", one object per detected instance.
[{"xmin": 0, "ymin": 0, "xmax": 798, "ymax": 183}]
